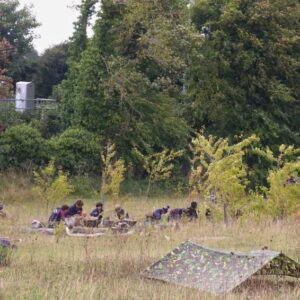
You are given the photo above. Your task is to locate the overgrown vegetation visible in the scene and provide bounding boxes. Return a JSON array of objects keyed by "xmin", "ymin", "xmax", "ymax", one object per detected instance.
[
  {"xmin": 0, "ymin": 2, "xmax": 299, "ymax": 299},
  {"xmin": 100, "ymin": 143, "xmax": 126, "ymax": 203},
  {"xmin": 33, "ymin": 161, "xmax": 73, "ymax": 209},
  {"xmin": 0, "ymin": 186, "xmax": 299, "ymax": 299},
  {"xmin": 134, "ymin": 148, "xmax": 183, "ymax": 197},
  {"xmin": 0, "ymin": 0, "xmax": 299, "ymax": 221}
]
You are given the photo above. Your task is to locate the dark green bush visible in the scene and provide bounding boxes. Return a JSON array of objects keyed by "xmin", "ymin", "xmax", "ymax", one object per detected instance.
[
  {"xmin": 51, "ymin": 128, "xmax": 102, "ymax": 175},
  {"xmin": 0, "ymin": 124, "xmax": 49, "ymax": 171}
]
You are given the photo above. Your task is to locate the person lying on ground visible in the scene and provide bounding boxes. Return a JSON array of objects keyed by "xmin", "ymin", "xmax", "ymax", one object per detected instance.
[
  {"xmin": 48, "ymin": 204, "xmax": 69, "ymax": 228},
  {"xmin": 115, "ymin": 204, "xmax": 129, "ymax": 220},
  {"xmin": 182, "ymin": 201, "xmax": 198, "ymax": 221},
  {"xmin": 152, "ymin": 206, "xmax": 170, "ymax": 221},
  {"xmin": 66, "ymin": 200, "xmax": 84, "ymax": 217}
]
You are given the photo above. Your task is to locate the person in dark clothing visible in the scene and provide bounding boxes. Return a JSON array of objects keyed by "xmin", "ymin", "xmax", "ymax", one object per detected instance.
[
  {"xmin": 168, "ymin": 208, "xmax": 183, "ymax": 221},
  {"xmin": 90, "ymin": 202, "xmax": 104, "ymax": 218},
  {"xmin": 287, "ymin": 176, "xmax": 296, "ymax": 185},
  {"xmin": 115, "ymin": 204, "xmax": 128, "ymax": 220},
  {"xmin": 183, "ymin": 201, "xmax": 198, "ymax": 221},
  {"xmin": 205, "ymin": 208, "xmax": 213, "ymax": 221},
  {"xmin": 152, "ymin": 206, "xmax": 170, "ymax": 220},
  {"xmin": 88, "ymin": 202, "xmax": 104, "ymax": 226},
  {"xmin": 66, "ymin": 200, "xmax": 84, "ymax": 217},
  {"xmin": 48, "ymin": 204, "xmax": 69, "ymax": 228}
]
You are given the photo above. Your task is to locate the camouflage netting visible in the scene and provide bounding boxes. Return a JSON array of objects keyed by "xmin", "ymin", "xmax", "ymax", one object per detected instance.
[{"xmin": 142, "ymin": 241, "xmax": 300, "ymax": 294}]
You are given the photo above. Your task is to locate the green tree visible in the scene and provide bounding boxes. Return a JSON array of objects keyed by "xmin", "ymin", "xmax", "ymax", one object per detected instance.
[
  {"xmin": 62, "ymin": 0, "xmax": 198, "ymax": 159},
  {"xmin": 189, "ymin": 133, "xmax": 259, "ymax": 223},
  {"xmin": 0, "ymin": 0, "xmax": 39, "ymax": 80},
  {"xmin": 0, "ymin": 0, "xmax": 38, "ymax": 55},
  {"xmin": 0, "ymin": 124, "xmax": 48, "ymax": 171},
  {"xmin": 33, "ymin": 160, "xmax": 74, "ymax": 209},
  {"xmin": 134, "ymin": 148, "xmax": 183, "ymax": 197},
  {"xmin": 189, "ymin": 0, "xmax": 300, "ymax": 146},
  {"xmin": 100, "ymin": 143, "xmax": 126, "ymax": 203},
  {"xmin": 0, "ymin": 38, "xmax": 13, "ymax": 98},
  {"xmin": 34, "ymin": 43, "xmax": 69, "ymax": 98},
  {"xmin": 266, "ymin": 145, "xmax": 300, "ymax": 219},
  {"xmin": 59, "ymin": 0, "xmax": 97, "ymax": 128}
]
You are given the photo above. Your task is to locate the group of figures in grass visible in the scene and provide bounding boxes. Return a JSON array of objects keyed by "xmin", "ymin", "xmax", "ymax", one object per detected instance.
[{"xmin": 43, "ymin": 199, "xmax": 200, "ymax": 233}]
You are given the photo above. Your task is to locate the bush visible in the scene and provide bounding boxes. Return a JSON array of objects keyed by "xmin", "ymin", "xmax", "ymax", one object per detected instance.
[
  {"xmin": 51, "ymin": 128, "xmax": 102, "ymax": 175},
  {"xmin": 33, "ymin": 160, "xmax": 74, "ymax": 209},
  {"xmin": 0, "ymin": 124, "xmax": 48, "ymax": 171},
  {"xmin": 267, "ymin": 162, "xmax": 300, "ymax": 219},
  {"xmin": 30, "ymin": 109, "xmax": 62, "ymax": 139}
]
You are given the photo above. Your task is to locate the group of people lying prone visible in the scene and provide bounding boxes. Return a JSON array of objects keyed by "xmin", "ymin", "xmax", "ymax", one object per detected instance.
[{"xmin": 48, "ymin": 199, "xmax": 199, "ymax": 228}]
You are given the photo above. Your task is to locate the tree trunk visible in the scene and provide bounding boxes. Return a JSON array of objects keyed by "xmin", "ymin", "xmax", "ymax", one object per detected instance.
[
  {"xmin": 223, "ymin": 202, "xmax": 228, "ymax": 225},
  {"xmin": 146, "ymin": 180, "xmax": 152, "ymax": 198}
]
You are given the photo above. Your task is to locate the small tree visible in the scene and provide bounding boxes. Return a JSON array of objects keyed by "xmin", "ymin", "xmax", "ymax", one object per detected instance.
[
  {"xmin": 100, "ymin": 143, "xmax": 126, "ymax": 203},
  {"xmin": 266, "ymin": 145, "xmax": 300, "ymax": 219},
  {"xmin": 189, "ymin": 133, "xmax": 258, "ymax": 223},
  {"xmin": 134, "ymin": 148, "xmax": 183, "ymax": 197},
  {"xmin": 0, "ymin": 38, "xmax": 13, "ymax": 98},
  {"xmin": 33, "ymin": 161, "xmax": 74, "ymax": 210}
]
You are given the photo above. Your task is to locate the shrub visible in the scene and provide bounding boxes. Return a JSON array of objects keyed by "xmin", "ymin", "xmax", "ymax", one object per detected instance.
[
  {"xmin": 51, "ymin": 128, "xmax": 101, "ymax": 175},
  {"xmin": 0, "ymin": 124, "xmax": 48, "ymax": 171},
  {"xmin": 30, "ymin": 109, "xmax": 62, "ymax": 139},
  {"xmin": 101, "ymin": 143, "xmax": 126, "ymax": 203},
  {"xmin": 33, "ymin": 160, "xmax": 74, "ymax": 209},
  {"xmin": 189, "ymin": 133, "xmax": 259, "ymax": 223},
  {"xmin": 134, "ymin": 148, "xmax": 183, "ymax": 197},
  {"xmin": 266, "ymin": 145, "xmax": 300, "ymax": 219}
]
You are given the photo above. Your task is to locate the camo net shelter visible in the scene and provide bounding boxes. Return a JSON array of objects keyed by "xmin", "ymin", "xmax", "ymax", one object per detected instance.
[{"xmin": 142, "ymin": 241, "xmax": 300, "ymax": 294}]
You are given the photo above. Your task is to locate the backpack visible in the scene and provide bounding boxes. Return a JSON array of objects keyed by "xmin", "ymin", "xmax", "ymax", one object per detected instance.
[{"xmin": 48, "ymin": 208, "xmax": 61, "ymax": 222}]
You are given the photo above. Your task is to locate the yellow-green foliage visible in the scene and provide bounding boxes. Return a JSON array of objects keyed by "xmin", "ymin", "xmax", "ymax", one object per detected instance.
[
  {"xmin": 33, "ymin": 161, "xmax": 74, "ymax": 209},
  {"xmin": 101, "ymin": 143, "xmax": 126, "ymax": 202},
  {"xmin": 189, "ymin": 133, "xmax": 258, "ymax": 219},
  {"xmin": 54, "ymin": 221, "xmax": 66, "ymax": 243},
  {"xmin": 266, "ymin": 145, "xmax": 300, "ymax": 219},
  {"xmin": 134, "ymin": 148, "xmax": 183, "ymax": 196}
]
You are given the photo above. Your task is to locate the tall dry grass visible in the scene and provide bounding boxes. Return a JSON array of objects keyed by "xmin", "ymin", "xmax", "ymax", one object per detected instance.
[{"xmin": 0, "ymin": 178, "xmax": 299, "ymax": 299}]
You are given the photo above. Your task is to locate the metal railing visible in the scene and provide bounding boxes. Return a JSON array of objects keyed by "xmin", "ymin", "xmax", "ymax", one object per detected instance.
[{"xmin": 0, "ymin": 98, "xmax": 57, "ymax": 111}]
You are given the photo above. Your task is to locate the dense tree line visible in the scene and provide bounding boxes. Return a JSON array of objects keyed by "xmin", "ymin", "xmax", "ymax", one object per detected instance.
[
  {"xmin": 0, "ymin": 0, "xmax": 299, "ymax": 191},
  {"xmin": 189, "ymin": 0, "xmax": 300, "ymax": 146},
  {"xmin": 60, "ymin": 0, "xmax": 300, "ymax": 152}
]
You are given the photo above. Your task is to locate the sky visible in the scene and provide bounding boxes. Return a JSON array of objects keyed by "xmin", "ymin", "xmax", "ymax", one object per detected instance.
[{"xmin": 19, "ymin": 0, "xmax": 94, "ymax": 54}]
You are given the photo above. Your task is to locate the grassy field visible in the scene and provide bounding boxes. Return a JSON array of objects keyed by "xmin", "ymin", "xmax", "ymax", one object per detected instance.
[{"xmin": 0, "ymin": 177, "xmax": 299, "ymax": 299}]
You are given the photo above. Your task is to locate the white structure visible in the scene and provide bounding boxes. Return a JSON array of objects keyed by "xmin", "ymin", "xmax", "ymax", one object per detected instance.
[{"xmin": 15, "ymin": 82, "xmax": 35, "ymax": 112}]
